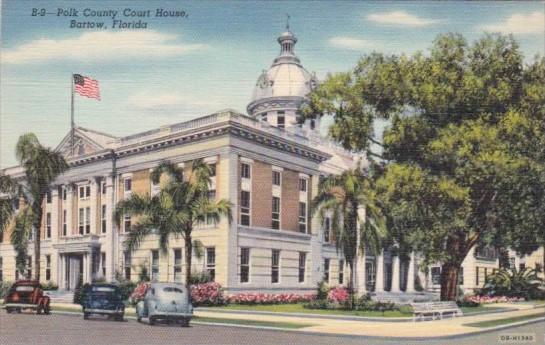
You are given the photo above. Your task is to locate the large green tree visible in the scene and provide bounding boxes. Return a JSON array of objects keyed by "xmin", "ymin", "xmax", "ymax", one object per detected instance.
[
  {"xmin": 312, "ymin": 167, "xmax": 386, "ymax": 307},
  {"xmin": 115, "ymin": 159, "xmax": 231, "ymax": 285},
  {"xmin": 301, "ymin": 33, "xmax": 545, "ymax": 300},
  {"xmin": 0, "ymin": 133, "xmax": 68, "ymax": 280}
]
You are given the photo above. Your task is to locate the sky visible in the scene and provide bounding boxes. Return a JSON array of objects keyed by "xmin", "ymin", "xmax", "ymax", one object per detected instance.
[{"xmin": 1, "ymin": 0, "xmax": 544, "ymax": 168}]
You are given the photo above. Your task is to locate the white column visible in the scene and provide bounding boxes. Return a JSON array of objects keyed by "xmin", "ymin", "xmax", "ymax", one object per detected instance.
[
  {"xmin": 90, "ymin": 179, "xmax": 98, "ymax": 234},
  {"xmin": 375, "ymin": 251, "xmax": 384, "ymax": 292},
  {"xmin": 406, "ymin": 252, "xmax": 415, "ymax": 293},
  {"xmin": 105, "ymin": 176, "xmax": 115, "ymax": 282},
  {"xmin": 82, "ymin": 254, "xmax": 88, "ymax": 283},
  {"xmin": 391, "ymin": 255, "xmax": 401, "ymax": 292},
  {"xmin": 224, "ymin": 151, "xmax": 240, "ymax": 288},
  {"xmin": 66, "ymin": 185, "xmax": 74, "ymax": 236},
  {"xmin": 58, "ymin": 254, "xmax": 63, "ymax": 289},
  {"xmin": 51, "ymin": 188, "xmax": 59, "ymax": 241}
]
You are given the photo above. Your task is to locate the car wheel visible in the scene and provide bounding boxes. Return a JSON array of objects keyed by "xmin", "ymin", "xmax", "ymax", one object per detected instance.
[
  {"xmin": 44, "ymin": 306, "xmax": 51, "ymax": 315},
  {"xmin": 149, "ymin": 316, "xmax": 156, "ymax": 326},
  {"xmin": 37, "ymin": 305, "xmax": 43, "ymax": 315},
  {"xmin": 115, "ymin": 314, "xmax": 124, "ymax": 322},
  {"xmin": 180, "ymin": 318, "xmax": 190, "ymax": 327},
  {"xmin": 83, "ymin": 311, "xmax": 90, "ymax": 320},
  {"xmin": 137, "ymin": 314, "xmax": 142, "ymax": 323},
  {"xmin": 6, "ymin": 308, "xmax": 13, "ymax": 314}
]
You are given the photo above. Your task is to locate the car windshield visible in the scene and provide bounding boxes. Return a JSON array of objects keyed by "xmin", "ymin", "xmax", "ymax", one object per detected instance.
[
  {"xmin": 15, "ymin": 286, "xmax": 35, "ymax": 292},
  {"xmin": 92, "ymin": 286, "xmax": 116, "ymax": 293},
  {"xmin": 162, "ymin": 287, "xmax": 184, "ymax": 294}
]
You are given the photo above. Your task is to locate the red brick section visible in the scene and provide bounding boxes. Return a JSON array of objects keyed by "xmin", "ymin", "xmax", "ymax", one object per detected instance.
[
  {"xmin": 251, "ymin": 161, "xmax": 272, "ymax": 228},
  {"xmin": 281, "ymin": 169, "xmax": 299, "ymax": 232}
]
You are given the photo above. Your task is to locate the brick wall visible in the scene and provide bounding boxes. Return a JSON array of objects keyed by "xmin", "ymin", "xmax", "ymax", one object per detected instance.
[
  {"xmin": 281, "ymin": 169, "xmax": 299, "ymax": 232},
  {"xmin": 251, "ymin": 161, "xmax": 272, "ymax": 228}
]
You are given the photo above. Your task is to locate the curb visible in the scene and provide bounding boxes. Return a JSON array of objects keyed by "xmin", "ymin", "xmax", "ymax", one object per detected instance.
[{"xmin": 45, "ymin": 308, "xmax": 545, "ymax": 341}]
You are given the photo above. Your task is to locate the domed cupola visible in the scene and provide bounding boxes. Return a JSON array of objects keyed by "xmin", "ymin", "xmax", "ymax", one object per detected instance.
[{"xmin": 247, "ymin": 21, "xmax": 319, "ymax": 131}]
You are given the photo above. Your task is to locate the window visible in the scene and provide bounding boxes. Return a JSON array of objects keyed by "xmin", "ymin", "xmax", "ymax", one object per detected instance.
[
  {"xmin": 100, "ymin": 181, "xmax": 106, "ymax": 194},
  {"xmin": 45, "ymin": 255, "xmax": 51, "ymax": 281},
  {"xmin": 271, "ymin": 250, "xmax": 280, "ymax": 283},
  {"xmin": 0, "ymin": 257, "xmax": 3, "ymax": 281},
  {"xmin": 62, "ymin": 210, "xmax": 67, "ymax": 236},
  {"xmin": 209, "ymin": 164, "xmax": 216, "ymax": 177},
  {"xmin": 101, "ymin": 252, "xmax": 106, "ymax": 278},
  {"xmin": 298, "ymin": 252, "xmax": 306, "ymax": 283},
  {"xmin": 271, "ymin": 197, "xmax": 280, "ymax": 230},
  {"xmin": 124, "ymin": 178, "xmax": 132, "ymax": 193},
  {"xmin": 124, "ymin": 251, "xmax": 131, "ymax": 280},
  {"xmin": 458, "ymin": 267, "xmax": 464, "ymax": 285},
  {"xmin": 151, "ymin": 179, "xmax": 160, "ymax": 197},
  {"xmin": 277, "ymin": 112, "xmax": 285, "ymax": 129},
  {"xmin": 310, "ymin": 119, "xmax": 316, "ymax": 130},
  {"xmin": 240, "ymin": 248, "xmax": 250, "ymax": 283},
  {"xmin": 241, "ymin": 163, "xmax": 251, "ymax": 179},
  {"xmin": 62, "ymin": 187, "xmax": 67, "ymax": 201},
  {"xmin": 339, "ymin": 260, "xmax": 344, "ymax": 284},
  {"xmin": 431, "ymin": 267, "xmax": 441, "ymax": 285},
  {"xmin": 27, "ymin": 256, "xmax": 32, "ymax": 279},
  {"xmin": 79, "ymin": 185, "xmax": 90, "ymax": 200},
  {"xmin": 323, "ymin": 259, "xmax": 330, "ymax": 283},
  {"xmin": 475, "ymin": 267, "xmax": 480, "ymax": 286},
  {"xmin": 240, "ymin": 191, "xmax": 250, "ymax": 226},
  {"xmin": 299, "ymin": 178, "xmax": 307, "ymax": 192},
  {"xmin": 272, "ymin": 171, "xmax": 281, "ymax": 186},
  {"xmin": 151, "ymin": 250, "xmax": 159, "ymax": 282},
  {"xmin": 46, "ymin": 213, "xmax": 51, "ymax": 238},
  {"xmin": 124, "ymin": 214, "xmax": 131, "ymax": 232},
  {"xmin": 206, "ymin": 247, "xmax": 216, "ymax": 281},
  {"xmin": 85, "ymin": 207, "xmax": 90, "ymax": 234},
  {"xmin": 79, "ymin": 208, "xmax": 85, "ymax": 234},
  {"xmin": 324, "ymin": 217, "xmax": 331, "ymax": 243},
  {"xmin": 46, "ymin": 191, "xmax": 52, "ymax": 203},
  {"xmin": 298, "ymin": 202, "xmax": 307, "ymax": 233},
  {"xmin": 519, "ymin": 263, "xmax": 526, "ymax": 271},
  {"xmin": 101, "ymin": 205, "xmax": 107, "ymax": 233},
  {"xmin": 174, "ymin": 249, "xmax": 182, "ymax": 282}
]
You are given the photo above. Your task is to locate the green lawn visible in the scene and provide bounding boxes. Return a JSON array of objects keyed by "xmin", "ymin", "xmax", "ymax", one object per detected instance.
[
  {"xmin": 206, "ymin": 303, "xmax": 413, "ymax": 318},
  {"xmin": 460, "ymin": 306, "xmax": 506, "ymax": 315},
  {"xmin": 464, "ymin": 314, "xmax": 544, "ymax": 328}
]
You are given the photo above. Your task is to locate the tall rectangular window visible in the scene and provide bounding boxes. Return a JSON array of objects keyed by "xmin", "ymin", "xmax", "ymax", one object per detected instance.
[
  {"xmin": 124, "ymin": 214, "xmax": 131, "ymax": 232},
  {"xmin": 338, "ymin": 260, "xmax": 344, "ymax": 284},
  {"xmin": 101, "ymin": 181, "xmax": 107, "ymax": 194},
  {"xmin": 27, "ymin": 256, "xmax": 32, "ymax": 279},
  {"xmin": 299, "ymin": 202, "xmax": 307, "ymax": 233},
  {"xmin": 0, "ymin": 257, "xmax": 3, "ymax": 281},
  {"xmin": 151, "ymin": 179, "xmax": 161, "ymax": 197},
  {"xmin": 240, "ymin": 191, "xmax": 250, "ymax": 226},
  {"xmin": 124, "ymin": 178, "xmax": 132, "ymax": 193},
  {"xmin": 62, "ymin": 210, "xmax": 67, "ymax": 236},
  {"xmin": 271, "ymin": 250, "xmax": 280, "ymax": 283},
  {"xmin": 458, "ymin": 267, "xmax": 464, "ymax": 285},
  {"xmin": 431, "ymin": 267, "xmax": 441, "ymax": 285},
  {"xmin": 272, "ymin": 171, "xmax": 281, "ymax": 186},
  {"xmin": 299, "ymin": 178, "xmax": 307, "ymax": 192},
  {"xmin": 323, "ymin": 258, "xmax": 330, "ymax": 283},
  {"xmin": 298, "ymin": 252, "xmax": 306, "ymax": 283},
  {"xmin": 209, "ymin": 163, "xmax": 216, "ymax": 177},
  {"xmin": 241, "ymin": 163, "xmax": 251, "ymax": 179},
  {"xmin": 206, "ymin": 247, "xmax": 216, "ymax": 282},
  {"xmin": 277, "ymin": 112, "xmax": 285, "ymax": 129},
  {"xmin": 46, "ymin": 191, "xmax": 52, "ymax": 203},
  {"xmin": 151, "ymin": 250, "xmax": 159, "ymax": 282},
  {"xmin": 271, "ymin": 197, "xmax": 280, "ymax": 229},
  {"xmin": 62, "ymin": 187, "xmax": 67, "ymax": 201},
  {"xmin": 101, "ymin": 252, "xmax": 106, "ymax": 278},
  {"xmin": 79, "ymin": 185, "xmax": 90, "ymax": 200},
  {"xmin": 79, "ymin": 208, "xmax": 85, "ymax": 235},
  {"xmin": 101, "ymin": 205, "xmax": 107, "ymax": 233},
  {"xmin": 475, "ymin": 267, "xmax": 480, "ymax": 286},
  {"xmin": 85, "ymin": 206, "xmax": 90, "ymax": 234},
  {"xmin": 124, "ymin": 251, "xmax": 131, "ymax": 281},
  {"xmin": 46, "ymin": 213, "xmax": 51, "ymax": 238},
  {"xmin": 173, "ymin": 249, "xmax": 182, "ymax": 282},
  {"xmin": 45, "ymin": 255, "xmax": 51, "ymax": 281},
  {"xmin": 240, "ymin": 248, "xmax": 250, "ymax": 283},
  {"xmin": 324, "ymin": 217, "xmax": 331, "ymax": 243}
]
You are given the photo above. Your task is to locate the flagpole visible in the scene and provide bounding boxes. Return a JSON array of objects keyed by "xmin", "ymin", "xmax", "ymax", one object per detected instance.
[{"xmin": 71, "ymin": 73, "xmax": 74, "ymax": 156}]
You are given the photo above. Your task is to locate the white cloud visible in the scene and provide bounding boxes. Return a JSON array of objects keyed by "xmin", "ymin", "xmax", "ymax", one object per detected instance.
[
  {"xmin": 480, "ymin": 12, "xmax": 544, "ymax": 34},
  {"xmin": 367, "ymin": 11, "xmax": 438, "ymax": 27},
  {"xmin": 329, "ymin": 36, "xmax": 373, "ymax": 50},
  {"xmin": 2, "ymin": 30, "xmax": 208, "ymax": 64}
]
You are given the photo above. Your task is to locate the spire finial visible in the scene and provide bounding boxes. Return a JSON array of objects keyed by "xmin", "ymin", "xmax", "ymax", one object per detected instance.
[{"xmin": 286, "ymin": 13, "xmax": 290, "ymax": 31}]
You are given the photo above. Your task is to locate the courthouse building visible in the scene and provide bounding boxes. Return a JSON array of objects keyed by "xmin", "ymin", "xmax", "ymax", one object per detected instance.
[{"xmin": 0, "ymin": 28, "xmax": 541, "ymax": 297}]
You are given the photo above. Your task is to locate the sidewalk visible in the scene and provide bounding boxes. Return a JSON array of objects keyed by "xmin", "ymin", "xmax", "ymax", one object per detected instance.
[{"xmin": 47, "ymin": 301, "xmax": 545, "ymax": 338}]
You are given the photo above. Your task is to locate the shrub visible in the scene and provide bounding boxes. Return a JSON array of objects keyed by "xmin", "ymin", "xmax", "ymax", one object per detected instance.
[
  {"xmin": 190, "ymin": 282, "xmax": 225, "ymax": 306},
  {"xmin": 73, "ymin": 282, "xmax": 91, "ymax": 305},
  {"xmin": 316, "ymin": 281, "xmax": 330, "ymax": 301},
  {"xmin": 189, "ymin": 271, "xmax": 213, "ymax": 285},
  {"xmin": 304, "ymin": 299, "xmax": 336, "ymax": 310},
  {"xmin": 227, "ymin": 292, "xmax": 315, "ymax": 305},
  {"xmin": 0, "ymin": 281, "xmax": 13, "ymax": 298},
  {"xmin": 481, "ymin": 267, "xmax": 543, "ymax": 299},
  {"xmin": 327, "ymin": 286, "xmax": 349, "ymax": 304},
  {"xmin": 465, "ymin": 295, "xmax": 525, "ymax": 304},
  {"xmin": 117, "ymin": 280, "xmax": 137, "ymax": 301},
  {"xmin": 130, "ymin": 282, "xmax": 150, "ymax": 304},
  {"xmin": 138, "ymin": 264, "xmax": 150, "ymax": 283},
  {"xmin": 41, "ymin": 281, "xmax": 59, "ymax": 291},
  {"xmin": 457, "ymin": 299, "xmax": 480, "ymax": 308}
]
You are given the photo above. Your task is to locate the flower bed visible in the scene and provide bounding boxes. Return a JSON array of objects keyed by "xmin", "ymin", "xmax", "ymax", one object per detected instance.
[
  {"xmin": 226, "ymin": 292, "xmax": 316, "ymax": 305},
  {"xmin": 465, "ymin": 295, "xmax": 526, "ymax": 304},
  {"xmin": 191, "ymin": 282, "xmax": 225, "ymax": 306},
  {"xmin": 327, "ymin": 286, "xmax": 349, "ymax": 304}
]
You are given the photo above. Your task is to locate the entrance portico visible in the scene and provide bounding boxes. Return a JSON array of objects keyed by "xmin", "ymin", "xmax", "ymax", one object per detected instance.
[{"xmin": 54, "ymin": 235, "xmax": 101, "ymax": 290}]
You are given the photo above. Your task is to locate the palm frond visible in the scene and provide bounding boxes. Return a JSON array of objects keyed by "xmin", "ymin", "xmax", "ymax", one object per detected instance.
[
  {"xmin": 11, "ymin": 207, "xmax": 33, "ymax": 273},
  {"xmin": 123, "ymin": 221, "xmax": 155, "ymax": 253},
  {"xmin": 151, "ymin": 161, "xmax": 184, "ymax": 184},
  {"xmin": 193, "ymin": 239, "xmax": 204, "ymax": 260},
  {"xmin": 115, "ymin": 193, "xmax": 152, "ymax": 225}
]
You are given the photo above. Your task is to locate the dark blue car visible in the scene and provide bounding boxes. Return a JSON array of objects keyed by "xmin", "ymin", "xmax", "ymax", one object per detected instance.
[{"xmin": 81, "ymin": 283, "xmax": 125, "ymax": 321}]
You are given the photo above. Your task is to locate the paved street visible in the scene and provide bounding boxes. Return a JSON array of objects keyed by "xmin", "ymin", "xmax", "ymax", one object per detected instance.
[{"xmin": 0, "ymin": 312, "xmax": 543, "ymax": 345}]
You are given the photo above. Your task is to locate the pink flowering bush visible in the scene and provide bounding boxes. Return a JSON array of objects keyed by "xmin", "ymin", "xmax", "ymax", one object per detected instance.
[
  {"xmin": 190, "ymin": 282, "xmax": 225, "ymax": 306},
  {"xmin": 226, "ymin": 292, "xmax": 316, "ymax": 305},
  {"xmin": 327, "ymin": 286, "xmax": 349, "ymax": 304},
  {"xmin": 130, "ymin": 282, "xmax": 150, "ymax": 304},
  {"xmin": 465, "ymin": 295, "xmax": 526, "ymax": 304}
]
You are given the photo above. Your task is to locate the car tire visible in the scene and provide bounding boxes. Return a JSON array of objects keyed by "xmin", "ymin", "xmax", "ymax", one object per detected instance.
[
  {"xmin": 149, "ymin": 316, "xmax": 156, "ymax": 326},
  {"xmin": 115, "ymin": 314, "xmax": 124, "ymax": 322},
  {"xmin": 83, "ymin": 311, "xmax": 90, "ymax": 320},
  {"xmin": 37, "ymin": 305, "xmax": 43, "ymax": 315},
  {"xmin": 137, "ymin": 314, "xmax": 142, "ymax": 323},
  {"xmin": 180, "ymin": 318, "xmax": 190, "ymax": 327},
  {"xmin": 44, "ymin": 306, "xmax": 51, "ymax": 315}
]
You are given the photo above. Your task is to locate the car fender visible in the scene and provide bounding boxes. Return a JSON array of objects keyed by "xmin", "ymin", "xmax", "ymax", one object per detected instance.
[{"xmin": 39, "ymin": 296, "xmax": 50, "ymax": 307}]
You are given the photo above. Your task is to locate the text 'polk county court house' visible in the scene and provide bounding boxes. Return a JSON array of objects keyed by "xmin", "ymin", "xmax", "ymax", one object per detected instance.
[{"xmin": 0, "ymin": 28, "xmax": 543, "ymax": 300}]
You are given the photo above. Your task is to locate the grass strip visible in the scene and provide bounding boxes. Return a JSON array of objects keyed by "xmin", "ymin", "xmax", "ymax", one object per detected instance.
[{"xmin": 464, "ymin": 314, "xmax": 545, "ymax": 328}]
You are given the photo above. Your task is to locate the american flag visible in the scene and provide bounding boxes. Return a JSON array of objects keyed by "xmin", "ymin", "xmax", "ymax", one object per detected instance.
[{"xmin": 73, "ymin": 74, "xmax": 100, "ymax": 100}]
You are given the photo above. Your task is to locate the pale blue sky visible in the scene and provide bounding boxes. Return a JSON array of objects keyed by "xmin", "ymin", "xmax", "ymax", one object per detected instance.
[{"xmin": 1, "ymin": 0, "xmax": 544, "ymax": 168}]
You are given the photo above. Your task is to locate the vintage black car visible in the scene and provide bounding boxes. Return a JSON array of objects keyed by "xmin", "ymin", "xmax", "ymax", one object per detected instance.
[{"xmin": 81, "ymin": 283, "xmax": 125, "ymax": 321}]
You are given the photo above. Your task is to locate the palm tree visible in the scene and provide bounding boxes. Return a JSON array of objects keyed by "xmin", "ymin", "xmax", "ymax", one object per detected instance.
[
  {"xmin": 0, "ymin": 133, "xmax": 68, "ymax": 281},
  {"xmin": 115, "ymin": 159, "xmax": 231, "ymax": 286},
  {"xmin": 312, "ymin": 167, "xmax": 386, "ymax": 308}
]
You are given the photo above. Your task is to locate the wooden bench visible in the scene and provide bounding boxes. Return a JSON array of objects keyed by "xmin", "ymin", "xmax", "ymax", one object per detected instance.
[{"xmin": 410, "ymin": 301, "xmax": 463, "ymax": 321}]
